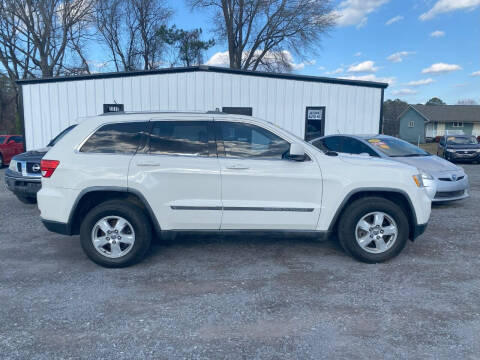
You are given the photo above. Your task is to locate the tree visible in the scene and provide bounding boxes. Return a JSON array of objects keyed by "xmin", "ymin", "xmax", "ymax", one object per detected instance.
[
  {"xmin": 95, "ymin": 0, "xmax": 172, "ymax": 71},
  {"xmin": 457, "ymin": 99, "xmax": 478, "ymax": 105},
  {"xmin": 189, "ymin": 0, "xmax": 336, "ymax": 72},
  {"xmin": 0, "ymin": 0, "xmax": 94, "ymax": 78},
  {"xmin": 425, "ymin": 97, "xmax": 446, "ymax": 106},
  {"xmin": 382, "ymin": 99, "xmax": 409, "ymax": 136},
  {"xmin": 158, "ymin": 26, "xmax": 215, "ymax": 67}
]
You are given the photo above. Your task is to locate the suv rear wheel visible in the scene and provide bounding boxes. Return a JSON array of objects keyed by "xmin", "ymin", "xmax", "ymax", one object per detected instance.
[
  {"xmin": 338, "ymin": 197, "xmax": 409, "ymax": 263},
  {"xmin": 80, "ymin": 200, "xmax": 152, "ymax": 268}
]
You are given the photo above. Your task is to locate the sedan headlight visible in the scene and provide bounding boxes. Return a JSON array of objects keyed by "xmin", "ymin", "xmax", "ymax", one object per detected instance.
[{"xmin": 8, "ymin": 159, "xmax": 17, "ymax": 172}]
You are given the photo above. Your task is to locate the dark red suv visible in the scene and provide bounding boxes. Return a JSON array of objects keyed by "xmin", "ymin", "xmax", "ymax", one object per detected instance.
[{"xmin": 0, "ymin": 135, "xmax": 24, "ymax": 167}]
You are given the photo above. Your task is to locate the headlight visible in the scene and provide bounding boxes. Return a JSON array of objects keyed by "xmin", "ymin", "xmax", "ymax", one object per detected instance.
[
  {"xmin": 412, "ymin": 174, "xmax": 424, "ymax": 188},
  {"xmin": 8, "ymin": 159, "xmax": 17, "ymax": 172},
  {"xmin": 421, "ymin": 171, "xmax": 434, "ymax": 181}
]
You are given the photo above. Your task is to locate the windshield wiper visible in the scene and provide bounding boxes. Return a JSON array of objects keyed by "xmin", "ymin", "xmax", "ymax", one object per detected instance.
[{"xmin": 390, "ymin": 154, "xmax": 428, "ymax": 157}]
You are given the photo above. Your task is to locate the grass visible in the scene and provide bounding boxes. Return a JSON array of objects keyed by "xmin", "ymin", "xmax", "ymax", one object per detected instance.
[{"xmin": 420, "ymin": 142, "xmax": 437, "ymax": 155}]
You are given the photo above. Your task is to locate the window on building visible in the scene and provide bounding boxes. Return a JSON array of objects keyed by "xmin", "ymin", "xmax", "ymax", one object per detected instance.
[
  {"xmin": 148, "ymin": 121, "xmax": 210, "ymax": 156},
  {"xmin": 217, "ymin": 122, "xmax": 290, "ymax": 159},
  {"xmin": 81, "ymin": 122, "xmax": 148, "ymax": 154},
  {"xmin": 305, "ymin": 107, "xmax": 326, "ymax": 141},
  {"xmin": 452, "ymin": 122, "xmax": 464, "ymax": 128},
  {"xmin": 408, "ymin": 121, "xmax": 415, "ymax": 128}
]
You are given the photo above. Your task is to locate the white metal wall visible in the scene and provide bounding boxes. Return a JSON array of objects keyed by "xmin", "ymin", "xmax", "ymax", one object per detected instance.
[{"xmin": 21, "ymin": 71, "xmax": 382, "ymax": 150}]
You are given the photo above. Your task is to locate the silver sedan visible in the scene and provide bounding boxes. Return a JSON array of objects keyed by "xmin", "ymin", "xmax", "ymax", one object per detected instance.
[{"xmin": 310, "ymin": 134, "xmax": 469, "ymax": 203}]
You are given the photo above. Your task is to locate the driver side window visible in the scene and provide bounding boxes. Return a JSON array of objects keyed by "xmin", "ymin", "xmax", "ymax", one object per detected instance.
[{"xmin": 217, "ymin": 122, "xmax": 291, "ymax": 160}]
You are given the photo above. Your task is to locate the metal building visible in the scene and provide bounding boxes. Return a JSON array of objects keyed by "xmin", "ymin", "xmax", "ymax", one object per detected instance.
[{"xmin": 17, "ymin": 65, "xmax": 387, "ymax": 150}]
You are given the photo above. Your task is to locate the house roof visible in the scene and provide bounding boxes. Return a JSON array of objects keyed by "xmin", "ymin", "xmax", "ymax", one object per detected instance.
[
  {"xmin": 15, "ymin": 65, "xmax": 388, "ymax": 89},
  {"xmin": 409, "ymin": 104, "xmax": 480, "ymax": 123}
]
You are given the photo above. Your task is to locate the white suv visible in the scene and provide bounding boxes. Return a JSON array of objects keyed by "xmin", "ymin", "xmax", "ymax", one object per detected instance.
[{"xmin": 38, "ymin": 112, "xmax": 432, "ymax": 267}]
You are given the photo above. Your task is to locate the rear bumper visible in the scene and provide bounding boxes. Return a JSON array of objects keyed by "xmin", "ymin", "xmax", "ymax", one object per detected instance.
[
  {"xmin": 4, "ymin": 173, "xmax": 41, "ymax": 198},
  {"xmin": 42, "ymin": 219, "xmax": 73, "ymax": 236}
]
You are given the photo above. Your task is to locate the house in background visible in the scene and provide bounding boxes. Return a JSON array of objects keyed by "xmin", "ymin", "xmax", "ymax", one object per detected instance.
[{"xmin": 398, "ymin": 104, "xmax": 480, "ymax": 143}]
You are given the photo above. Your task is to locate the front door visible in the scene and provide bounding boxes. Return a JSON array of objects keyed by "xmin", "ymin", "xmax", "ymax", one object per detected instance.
[
  {"xmin": 128, "ymin": 118, "xmax": 222, "ymax": 230},
  {"xmin": 215, "ymin": 120, "xmax": 323, "ymax": 230}
]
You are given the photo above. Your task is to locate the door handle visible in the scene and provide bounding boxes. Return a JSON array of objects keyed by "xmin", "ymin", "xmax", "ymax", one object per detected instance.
[
  {"xmin": 226, "ymin": 164, "xmax": 250, "ymax": 170},
  {"xmin": 137, "ymin": 163, "xmax": 161, "ymax": 167}
]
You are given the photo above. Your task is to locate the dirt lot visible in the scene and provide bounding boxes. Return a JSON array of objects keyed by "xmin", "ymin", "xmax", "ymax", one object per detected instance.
[{"xmin": 1, "ymin": 165, "xmax": 480, "ymax": 359}]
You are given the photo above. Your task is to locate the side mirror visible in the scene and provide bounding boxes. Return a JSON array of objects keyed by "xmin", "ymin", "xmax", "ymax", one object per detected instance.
[{"xmin": 288, "ymin": 143, "xmax": 306, "ymax": 161}]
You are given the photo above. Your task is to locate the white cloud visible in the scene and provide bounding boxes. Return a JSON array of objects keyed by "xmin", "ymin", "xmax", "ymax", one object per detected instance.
[
  {"xmin": 317, "ymin": 66, "xmax": 326, "ymax": 71},
  {"xmin": 430, "ymin": 30, "xmax": 445, "ymax": 38},
  {"xmin": 406, "ymin": 78, "xmax": 435, "ymax": 86},
  {"xmin": 385, "ymin": 15, "xmax": 403, "ymax": 25},
  {"xmin": 470, "ymin": 70, "xmax": 480, "ymax": 76},
  {"xmin": 420, "ymin": 0, "xmax": 480, "ymax": 20},
  {"xmin": 327, "ymin": 67, "xmax": 344, "ymax": 75},
  {"xmin": 206, "ymin": 50, "xmax": 305, "ymax": 71},
  {"xmin": 422, "ymin": 63, "xmax": 462, "ymax": 74},
  {"xmin": 354, "ymin": 52, "xmax": 363, "ymax": 57},
  {"xmin": 387, "ymin": 51, "xmax": 415, "ymax": 63},
  {"xmin": 347, "ymin": 60, "xmax": 378, "ymax": 73},
  {"xmin": 333, "ymin": 0, "xmax": 390, "ymax": 28},
  {"xmin": 392, "ymin": 88, "xmax": 418, "ymax": 96},
  {"xmin": 341, "ymin": 74, "xmax": 396, "ymax": 85}
]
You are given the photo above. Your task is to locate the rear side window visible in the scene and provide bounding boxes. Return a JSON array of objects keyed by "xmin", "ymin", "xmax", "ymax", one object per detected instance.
[
  {"xmin": 148, "ymin": 121, "xmax": 210, "ymax": 156},
  {"xmin": 218, "ymin": 122, "xmax": 290, "ymax": 159},
  {"xmin": 11, "ymin": 136, "xmax": 23, "ymax": 143},
  {"xmin": 80, "ymin": 122, "xmax": 147, "ymax": 154},
  {"xmin": 320, "ymin": 136, "xmax": 342, "ymax": 152},
  {"xmin": 342, "ymin": 138, "xmax": 378, "ymax": 157}
]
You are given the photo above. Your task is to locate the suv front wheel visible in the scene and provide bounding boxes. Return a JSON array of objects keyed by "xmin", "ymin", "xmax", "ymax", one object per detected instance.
[
  {"xmin": 338, "ymin": 197, "xmax": 409, "ymax": 263},
  {"xmin": 80, "ymin": 200, "xmax": 152, "ymax": 268}
]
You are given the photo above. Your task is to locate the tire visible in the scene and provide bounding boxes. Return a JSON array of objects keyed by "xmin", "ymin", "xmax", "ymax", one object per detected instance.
[
  {"xmin": 16, "ymin": 195, "xmax": 37, "ymax": 204},
  {"xmin": 337, "ymin": 197, "xmax": 409, "ymax": 263},
  {"xmin": 80, "ymin": 200, "xmax": 152, "ymax": 268}
]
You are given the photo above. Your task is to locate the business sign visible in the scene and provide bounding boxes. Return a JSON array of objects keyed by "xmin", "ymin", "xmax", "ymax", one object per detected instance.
[{"xmin": 307, "ymin": 108, "xmax": 324, "ymax": 120}]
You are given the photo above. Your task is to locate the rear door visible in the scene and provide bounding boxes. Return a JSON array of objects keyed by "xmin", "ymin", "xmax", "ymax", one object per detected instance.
[
  {"xmin": 215, "ymin": 119, "xmax": 322, "ymax": 230},
  {"xmin": 128, "ymin": 117, "xmax": 222, "ymax": 230}
]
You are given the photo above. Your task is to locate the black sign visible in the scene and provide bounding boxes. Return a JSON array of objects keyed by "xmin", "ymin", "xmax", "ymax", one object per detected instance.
[{"xmin": 103, "ymin": 104, "xmax": 124, "ymax": 113}]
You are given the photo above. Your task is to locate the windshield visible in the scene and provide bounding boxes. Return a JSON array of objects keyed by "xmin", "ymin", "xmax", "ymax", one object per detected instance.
[
  {"xmin": 0, "ymin": 136, "xmax": 6, "ymax": 144},
  {"xmin": 446, "ymin": 136, "xmax": 478, "ymax": 145},
  {"xmin": 366, "ymin": 137, "xmax": 430, "ymax": 157},
  {"xmin": 47, "ymin": 125, "xmax": 77, "ymax": 146}
]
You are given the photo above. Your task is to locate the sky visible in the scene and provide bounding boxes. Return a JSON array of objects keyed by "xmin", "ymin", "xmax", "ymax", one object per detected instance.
[{"xmin": 166, "ymin": 0, "xmax": 480, "ymax": 105}]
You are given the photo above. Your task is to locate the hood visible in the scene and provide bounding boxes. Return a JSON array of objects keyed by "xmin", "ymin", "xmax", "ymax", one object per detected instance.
[
  {"xmin": 12, "ymin": 147, "xmax": 50, "ymax": 161},
  {"xmin": 389, "ymin": 155, "xmax": 461, "ymax": 175},
  {"xmin": 446, "ymin": 144, "xmax": 480, "ymax": 150},
  {"xmin": 338, "ymin": 153, "xmax": 418, "ymax": 172}
]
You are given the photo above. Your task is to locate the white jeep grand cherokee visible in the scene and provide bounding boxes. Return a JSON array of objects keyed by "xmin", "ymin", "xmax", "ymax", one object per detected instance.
[{"xmin": 38, "ymin": 112, "xmax": 432, "ymax": 267}]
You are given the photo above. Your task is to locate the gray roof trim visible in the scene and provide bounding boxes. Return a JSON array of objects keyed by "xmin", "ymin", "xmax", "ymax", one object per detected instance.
[{"xmin": 15, "ymin": 65, "xmax": 388, "ymax": 89}]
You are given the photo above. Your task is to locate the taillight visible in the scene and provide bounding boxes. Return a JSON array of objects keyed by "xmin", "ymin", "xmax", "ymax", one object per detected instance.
[{"xmin": 40, "ymin": 160, "xmax": 60, "ymax": 178}]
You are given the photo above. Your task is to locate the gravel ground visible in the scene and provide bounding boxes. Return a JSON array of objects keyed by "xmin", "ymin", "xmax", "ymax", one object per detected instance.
[{"xmin": 1, "ymin": 165, "xmax": 480, "ymax": 359}]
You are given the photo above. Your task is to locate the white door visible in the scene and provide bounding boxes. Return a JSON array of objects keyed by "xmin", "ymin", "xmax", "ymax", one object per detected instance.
[
  {"xmin": 128, "ymin": 119, "xmax": 222, "ymax": 230},
  {"xmin": 215, "ymin": 120, "xmax": 323, "ymax": 230}
]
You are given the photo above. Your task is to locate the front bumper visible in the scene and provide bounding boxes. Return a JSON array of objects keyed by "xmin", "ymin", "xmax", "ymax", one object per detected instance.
[
  {"xmin": 432, "ymin": 175, "xmax": 469, "ymax": 202},
  {"xmin": 412, "ymin": 223, "xmax": 428, "ymax": 240},
  {"xmin": 4, "ymin": 171, "xmax": 41, "ymax": 198},
  {"xmin": 445, "ymin": 151, "xmax": 480, "ymax": 163}
]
